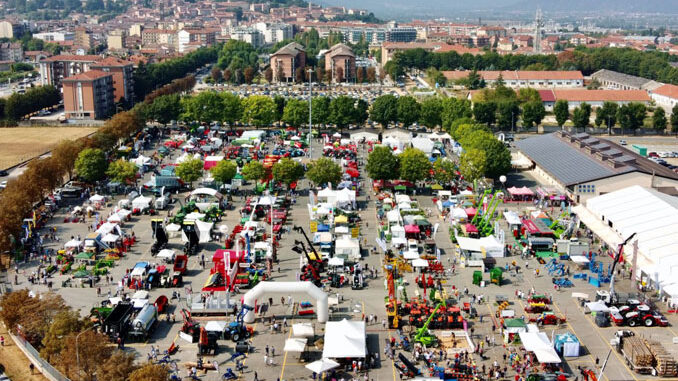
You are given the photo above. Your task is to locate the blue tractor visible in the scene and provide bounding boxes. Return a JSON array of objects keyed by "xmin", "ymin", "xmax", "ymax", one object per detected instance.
[{"xmin": 225, "ymin": 304, "xmax": 254, "ymax": 342}]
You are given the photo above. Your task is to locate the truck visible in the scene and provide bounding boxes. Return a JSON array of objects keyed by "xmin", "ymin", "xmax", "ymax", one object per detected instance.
[
  {"xmin": 102, "ymin": 302, "xmax": 133, "ymax": 340},
  {"xmin": 129, "ymin": 304, "xmax": 157, "ymax": 341},
  {"xmin": 556, "ymin": 238, "xmax": 589, "ymax": 256},
  {"xmin": 595, "ymin": 290, "xmax": 640, "ymax": 307},
  {"xmin": 145, "ymin": 175, "xmax": 181, "ymax": 194}
]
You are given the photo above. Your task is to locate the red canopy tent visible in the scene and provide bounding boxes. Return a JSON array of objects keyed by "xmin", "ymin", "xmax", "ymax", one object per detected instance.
[
  {"xmin": 464, "ymin": 207, "xmax": 477, "ymax": 218},
  {"xmin": 404, "ymin": 225, "xmax": 420, "ymax": 234},
  {"xmin": 346, "ymin": 168, "xmax": 360, "ymax": 178},
  {"xmin": 464, "ymin": 223, "xmax": 479, "ymax": 233}
]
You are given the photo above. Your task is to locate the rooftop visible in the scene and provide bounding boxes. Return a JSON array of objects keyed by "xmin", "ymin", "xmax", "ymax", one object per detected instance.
[
  {"xmin": 551, "ymin": 89, "xmax": 650, "ymax": 102},
  {"xmin": 515, "ymin": 131, "xmax": 678, "ymax": 187},
  {"xmin": 91, "ymin": 56, "xmax": 133, "ymax": 67},
  {"xmin": 442, "ymin": 70, "xmax": 584, "ymax": 81},
  {"xmin": 62, "ymin": 70, "xmax": 112, "ymax": 81},
  {"xmin": 591, "ymin": 69, "xmax": 655, "ymax": 89},
  {"xmin": 40, "ymin": 54, "xmax": 102, "ymax": 63},
  {"xmin": 652, "ymin": 84, "xmax": 678, "ymax": 99},
  {"xmin": 271, "ymin": 41, "xmax": 305, "ymax": 57}
]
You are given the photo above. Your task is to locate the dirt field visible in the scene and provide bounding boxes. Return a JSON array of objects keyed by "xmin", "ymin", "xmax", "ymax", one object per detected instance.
[
  {"xmin": 0, "ymin": 323, "xmax": 48, "ymax": 381},
  {"xmin": 0, "ymin": 127, "xmax": 97, "ymax": 170}
]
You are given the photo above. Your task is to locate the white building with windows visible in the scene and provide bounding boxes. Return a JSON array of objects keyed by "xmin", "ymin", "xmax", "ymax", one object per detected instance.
[{"xmin": 649, "ymin": 84, "xmax": 678, "ymax": 113}]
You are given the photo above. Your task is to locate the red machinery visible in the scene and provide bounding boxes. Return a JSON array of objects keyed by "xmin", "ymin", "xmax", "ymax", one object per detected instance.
[
  {"xmin": 416, "ymin": 274, "xmax": 435, "ymax": 288},
  {"xmin": 202, "ymin": 249, "xmax": 246, "ymax": 292},
  {"xmin": 529, "ymin": 312, "xmax": 566, "ymax": 325},
  {"xmin": 181, "ymin": 309, "xmax": 200, "ymax": 342}
]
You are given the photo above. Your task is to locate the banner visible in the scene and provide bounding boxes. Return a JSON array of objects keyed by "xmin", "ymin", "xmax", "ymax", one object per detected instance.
[
  {"xmin": 310, "ymin": 221, "xmax": 318, "ymax": 233},
  {"xmin": 351, "ymin": 227, "xmax": 360, "ymax": 238}
]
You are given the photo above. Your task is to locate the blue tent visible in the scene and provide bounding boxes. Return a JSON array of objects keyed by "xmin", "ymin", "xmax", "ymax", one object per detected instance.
[
  {"xmin": 554, "ymin": 332, "xmax": 580, "ymax": 357},
  {"xmin": 442, "ymin": 200, "xmax": 454, "ymax": 208},
  {"xmin": 317, "ymin": 224, "xmax": 330, "ymax": 232}
]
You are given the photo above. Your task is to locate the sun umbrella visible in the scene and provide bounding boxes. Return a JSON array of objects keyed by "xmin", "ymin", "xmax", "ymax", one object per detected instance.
[{"xmin": 305, "ymin": 358, "xmax": 340, "ymax": 373}]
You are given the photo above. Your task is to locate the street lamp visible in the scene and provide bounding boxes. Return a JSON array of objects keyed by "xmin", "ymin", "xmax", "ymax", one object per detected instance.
[
  {"xmin": 76, "ymin": 324, "xmax": 99, "ymax": 381},
  {"xmin": 307, "ymin": 68, "xmax": 313, "ymax": 160}
]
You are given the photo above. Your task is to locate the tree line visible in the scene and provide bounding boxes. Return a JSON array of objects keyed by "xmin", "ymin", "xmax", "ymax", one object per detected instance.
[
  {"xmin": 133, "ymin": 45, "xmax": 220, "ymax": 101},
  {"xmin": 0, "ymin": 85, "xmax": 60, "ymax": 123},
  {"xmin": 386, "ymin": 46, "xmax": 678, "ymax": 85},
  {"xmin": 0, "ymin": 289, "xmax": 171, "ymax": 381}
]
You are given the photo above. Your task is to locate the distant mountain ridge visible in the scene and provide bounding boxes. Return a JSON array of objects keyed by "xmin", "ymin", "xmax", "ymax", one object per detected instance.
[{"xmin": 320, "ymin": 0, "xmax": 678, "ymax": 18}]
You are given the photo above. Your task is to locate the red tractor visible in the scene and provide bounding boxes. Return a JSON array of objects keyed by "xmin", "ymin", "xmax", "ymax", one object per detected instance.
[{"xmin": 529, "ymin": 312, "xmax": 566, "ymax": 325}]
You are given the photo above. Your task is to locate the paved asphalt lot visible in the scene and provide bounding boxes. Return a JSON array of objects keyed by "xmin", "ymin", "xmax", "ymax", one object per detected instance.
[{"xmin": 9, "ymin": 131, "xmax": 678, "ymax": 381}]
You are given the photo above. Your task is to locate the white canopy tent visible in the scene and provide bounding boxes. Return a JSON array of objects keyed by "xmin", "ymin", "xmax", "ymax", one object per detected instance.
[
  {"xmin": 350, "ymin": 131, "xmax": 379, "ymax": 142},
  {"xmin": 328, "ymin": 257, "xmax": 344, "ymax": 266},
  {"xmin": 89, "ymin": 194, "xmax": 105, "ymax": 203},
  {"xmin": 456, "ymin": 236, "xmax": 505, "ymax": 258},
  {"xmin": 412, "ymin": 258, "xmax": 428, "ymax": 267},
  {"xmin": 64, "ymin": 239, "xmax": 83, "ymax": 249},
  {"xmin": 322, "ymin": 319, "xmax": 366, "ymax": 359},
  {"xmin": 411, "ymin": 137, "xmax": 435, "ymax": 156},
  {"xmin": 306, "ymin": 358, "xmax": 340, "ymax": 374},
  {"xmin": 518, "ymin": 332, "xmax": 561, "ymax": 364},
  {"xmin": 284, "ymin": 338, "xmax": 308, "ymax": 352},
  {"xmin": 292, "ymin": 323, "xmax": 314, "ymax": 337},
  {"xmin": 403, "ymin": 251, "xmax": 420, "ymax": 260},
  {"xmin": 205, "ymin": 321, "xmax": 227, "ymax": 333},
  {"xmin": 132, "ymin": 196, "xmax": 152, "ymax": 210},
  {"xmin": 335, "ymin": 237, "xmax": 360, "ymax": 261},
  {"xmin": 102, "ymin": 233, "xmax": 120, "ymax": 243}
]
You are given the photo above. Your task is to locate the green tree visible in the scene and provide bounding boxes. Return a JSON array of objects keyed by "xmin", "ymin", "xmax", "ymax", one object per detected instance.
[
  {"xmin": 306, "ymin": 157, "xmax": 342, "ymax": 186},
  {"xmin": 399, "ymin": 147, "xmax": 431, "ymax": 183},
  {"xmin": 433, "ymin": 158, "xmax": 457, "ymax": 185},
  {"xmin": 652, "ymin": 108, "xmax": 667, "ymax": 132},
  {"xmin": 175, "ymin": 158, "xmax": 203, "ymax": 187},
  {"xmin": 595, "ymin": 101, "xmax": 619, "ymax": 132},
  {"xmin": 329, "ymin": 96, "xmax": 356, "ymax": 131},
  {"xmin": 146, "ymin": 94, "xmax": 182, "ymax": 125},
  {"xmin": 516, "ymin": 88, "xmax": 541, "ymax": 104},
  {"xmin": 272, "ymin": 158, "xmax": 305, "ymax": 187},
  {"xmin": 370, "ymin": 94, "xmax": 398, "ymax": 128},
  {"xmin": 311, "ymin": 97, "xmax": 331, "ymax": 125},
  {"xmin": 617, "ymin": 102, "xmax": 647, "ymax": 132},
  {"xmin": 671, "ymin": 105, "xmax": 678, "ymax": 133},
  {"xmin": 106, "ymin": 159, "xmax": 138, "ymax": 184},
  {"xmin": 473, "ymin": 102, "xmax": 497, "ymax": 126},
  {"xmin": 241, "ymin": 160, "xmax": 266, "ymax": 181},
  {"xmin": 282, "ymin": 98, "xmax": 309, "ymax": 127},
  {"xmin": 419, "ymin": 97, "xmax": 443, "ymax": 128},
  {"xmin": 441, "ymin": 97, "xmax": 473, "ymax": 132},
  {"xmin": 182, "ymin": 91, "xmax": 223, "ymax": 123},
  {"xmin": 496, "ymin": 101, "xmax": 521, "ymax": 130},
  {"xmin": 75, "ymin": 148, "xmax": 107, "ymax": 184},
  {"xmin": 459, "ymin": 148, "xmax": 487, "ymax": 183},
  {"xmin": 210, "ymin": 160, "xmax": 237, "ymax": 185},
  {"xmin": 521, "ymin": 101, "xmax": 546, "ymax": 128},
  {"xmin": 40, "ymin": 310, "xmax": 84, "ymax": 363},
  {"xmin": 273, "ymin": 96, "xmax": 286, "ymax": 122},
  {"xmin": 572, "ymin": 102, "xmax": 592, "ymax": 128},
  {"xmin": 460, "ymin": 131, "xmax": 511, "ymax": 178},
  {"xmin": 242, "ymin": 95, "xmax": 276, "ymax": 127},
  {"xmin": 554, "ymin": 100, "xmax": 569, "ymax": 127},
  {"xmin": 221, "ymin": 92, "xmax": 242, "ymax": 126},
  {"xmin": 366, "ymin": 145, "xmax": 399, "ymax": 181},
  {"xmin": 396, "ymin": 96, "xmax": 421, "ymax": 127},
  {"xmin": 354, "ymin": 99, "xmax": 369, "ymax": 125},
  {"xmin": 459, "ymin": 69, "xmax": 485, "ymax": 89}
]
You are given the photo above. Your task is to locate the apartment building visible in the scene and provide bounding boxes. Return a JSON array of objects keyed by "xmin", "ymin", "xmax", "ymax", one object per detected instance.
[
  {"xmin": 0, "ymin": 42, "xmax": 23, "ymax": 62},
  {"xmin": 0, "ymin": 20, "xmax": 25, "ymax": 39},
  {"xmin": 177, "ymin": 28, "xmax": 217, "ymax": 53},
  {"xmin": 62, "ymin": 70, "xmax": 115, "ymax": 119},
  {"xmin": 325, "ymin": 43, "xmax": 355, "ymax": 83},
  {"xmin": 75, "ymin": 27, "xmax": 93, "ymax": 49},
  {"xmin": 39, "ymin": 54, "xmax": 102, "ymax": 89},
  {"xmin": 90, "ymin": 56, "xmax": 134, "ymax": 103},
  {"xmin": 270, "ymin": 42, "xmax": 306, "ymax": 82},
  {"xmin": 141, "ymin": 29, "xmax": 178, "ymax": 48},
  {"xmin": 649, "ymin": 84, "xmax": 678, "ymax": 113}
]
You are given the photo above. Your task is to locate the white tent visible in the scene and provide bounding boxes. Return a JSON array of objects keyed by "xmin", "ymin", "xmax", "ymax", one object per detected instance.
[
  {"xmin": 412, "ymin": 258, "xmax": 428, "ymax": 267},
  {"xmin": 503, "ymin": 211, "xmax": 522, "ymax": 227},
  {"xmin": 131, "ymin": 155, "xmax": 151, "ymax": 167},
  {"xmin": 328, "ymin": 257, "xmax": 344, "ymax": 266},
  {"xmin": 456, "ymin": 236, "xmax": 504, "ymax": 257},
  {"xmin": 107, "ymin": 213, "xmax": 122, "ymax": 223},
  {"xmin": 132, "ymin": 196, "xmax": 152, "ymax": 210},
  {"xmin": 387, "ymin": 210, "xmax": 401, "ymax": 223},
  {"xmin": 411, "ymin": 137, "xmax": 435, "ymax": 156},
  {"xmin": 403, "ymin": 251, "xmax": 420, "ymax": 259},
  {"xmin": 322, "ymin": 319, "xmax": 366, "ymax": 358},
  {"xmin": 335, "ymin": 226, "xmax": 349, "ymax": 234},
  {"xmin": 89, "ymin": 194, "xmax": 105, "ymax": 203},
  {"xmin": 334, "ymin": 237, "xmax": 360, "ymax": 261},
  {"xmin": 306, "ymin": 358, "xmax": 340, "ymax": 374},
  {"xmin": 518, "ymin": 332, "xmax": 561, "ymax": 364},
  {"xmin": 102, "ymin": 233, "xmax": 119, "ymax": 243},
  {"xmin": 292, "ymin": 323, "xmax": 314, "ymax": 337},
  {"xmin": 64, "ymin": 239, "xmax": 83, "ymax": 248},
  {"xmin": 284, "ymin": 338, "xmax": 308, "ymax": 352},
  {"xmin": 585, "ymin": 301, "xmax": 609, "ymax": 313},
  {"xmin": 452, "ymin": 208, "xmax": 468, "ymax": 220},
  {"xmin": 350, "ymin": 131, "xmax": 379, "ymax": 142}
]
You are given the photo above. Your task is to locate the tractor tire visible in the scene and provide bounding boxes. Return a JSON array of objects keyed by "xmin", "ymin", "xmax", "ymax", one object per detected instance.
[
  {"xmin": 232, "ymin": 333, "xmax": 240, "ymax": 342},
  {"xmin": 244, "ymin": 330, "xmax": 251, "ymax": 339},
  {"xmin": 628, "ymin": 319, "xmax": 637, "ymax": 327},
  {"xmin": 644, "ymin": 318, "xmax": 654, "ymax": 327}
]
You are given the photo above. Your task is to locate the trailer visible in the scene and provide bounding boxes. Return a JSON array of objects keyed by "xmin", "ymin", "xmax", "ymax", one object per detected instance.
[
  {"xmin": 103, "ymin": 302, "xmax": 133, "ymax": 339},
  {"xmin": 129, "ymin": 304, "xmax": 158, "ymax": 341}
]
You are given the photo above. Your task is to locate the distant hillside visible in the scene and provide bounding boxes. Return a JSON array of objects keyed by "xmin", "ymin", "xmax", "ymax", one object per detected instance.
[{"xmin": 320, "ymin": 0, "xmax": 678, "ymax": 19}]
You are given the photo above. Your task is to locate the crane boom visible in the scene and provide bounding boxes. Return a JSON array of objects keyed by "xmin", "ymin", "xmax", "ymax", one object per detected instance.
[{"xmin": 609, "ymin": 233, "xmax": 637, "ymax": 297}]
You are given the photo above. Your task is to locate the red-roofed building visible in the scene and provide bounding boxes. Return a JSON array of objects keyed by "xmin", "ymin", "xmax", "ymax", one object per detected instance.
[
  {"xmin": 551, "ymin": 89, "xmax": 650, "ymax": 109},
  {"xmin": 442, "ymin": 70, "xmax": 584, "ymax": 88},
  {"xmin": 649, "ymin": 84, "xmax": 678, "ymax": 113},
  {"xmin": 538, "ymin": 89, "xmax": 556, "ymax": 111},
  {"xmin": 39, "ymin": 54, "xmax": 103, "ymax": 89},
  {"xmin": 62, "ymin": 70, "xmax": 115, "ymax": 119},
  {"xmin": 90, "ymin": 56, "xmax": 134, "ymax": 103}
]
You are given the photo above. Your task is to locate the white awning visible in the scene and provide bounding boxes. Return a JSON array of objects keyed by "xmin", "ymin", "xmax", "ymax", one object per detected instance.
[
  {"xmin": 205, "ymin": 321, "xmax": 227, "ymax": 332},
  {"xmin": 292, "ymin": 323, "xmax": 314, "ymax": 337},
  {"xmin": 64, "ymin": 239, "xmax": 83, "ymax": 248},
  {"xmin": 403, "ymin": 251, "xmax": 420, "ymax": 259},
  {"xmin": 102, "ymin": 233, "xmax": 119, "ymax": 243},
  {"xmin": 322, "ymin": 319, "xmax": 366, "ymax": 358},
  {"xmin": 518, "ymin": 332, "xmax": 561, "ymax": 364},
  {"xmin": 328, "ymin": 257, "xmax": 344, "ymax": 266},
  {"xmin": 306, "ymin": 358, "xmax": 340, "ymax": 373},
  {"xmin": 412, "ymin": 258, "xmax": 428, "ymax": 267}
]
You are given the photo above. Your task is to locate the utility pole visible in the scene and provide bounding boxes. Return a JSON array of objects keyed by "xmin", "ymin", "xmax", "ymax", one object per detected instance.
[{"xmin": 307, "ymin": 68, "xmax": 313, "ymax": 160}]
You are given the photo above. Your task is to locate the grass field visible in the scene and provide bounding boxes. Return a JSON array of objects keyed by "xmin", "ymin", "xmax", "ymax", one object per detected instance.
[{"xmin": 0, "ymin": 127, "xmax": 97, "ymax": 170}]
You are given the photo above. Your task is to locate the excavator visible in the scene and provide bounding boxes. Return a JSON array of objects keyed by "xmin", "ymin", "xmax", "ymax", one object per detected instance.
[
  {"xmin": 385, "ymin": 265, "xmax": 400, "ymax": 329},
  {"xmin": 413, "ymin": 300, "xmax": 445, "ymax": 347},
  {"xmin": 292, "ymin": 239, "xmax": 322, "ymax": 287}
]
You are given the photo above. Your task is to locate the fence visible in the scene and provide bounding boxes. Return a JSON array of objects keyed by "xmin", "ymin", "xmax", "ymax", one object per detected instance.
[{"xmin": 6, "ymin": 328, "xmax": 70, "ymax": 381}]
